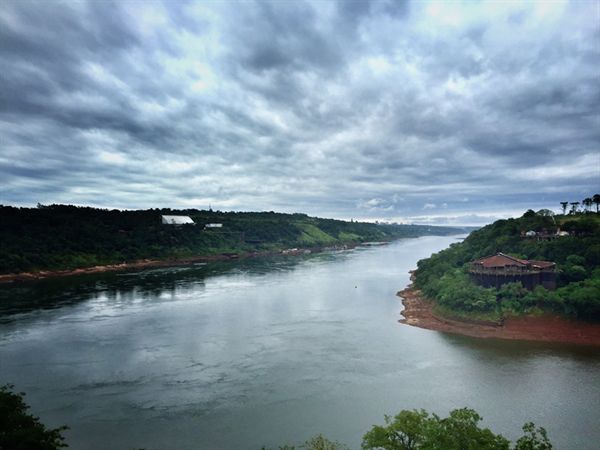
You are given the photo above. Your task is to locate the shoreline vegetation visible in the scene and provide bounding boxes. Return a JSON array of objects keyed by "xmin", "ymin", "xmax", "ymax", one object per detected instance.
[
  {"xmin": 0, "ymin": 204, "xmax": 471, "ymax": 282},
  {"xmin": 0, "ymin": 243, "xmax": 358, "ymax": 283},
  {"xmin": 1, "ymin": 383, "xmax": 554, "ymax": 450},
  {"xmin": 398, "ymin": 202, "xmax": 600, "ymax": 346},
  {"xmin": 398, "ymin": 272, "xmax": 600, "ymax": 346},
  {"xmin": 404, "ymin": 206, "xmax": 600, "ymax": 345}
]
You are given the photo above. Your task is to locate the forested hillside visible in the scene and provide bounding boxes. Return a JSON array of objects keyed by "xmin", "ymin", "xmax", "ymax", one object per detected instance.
[
  {"xmin": 414, "ymin": 209, "xmax": 600, "ymax": 321},
  {"xmin": 0, "ymin": 204, "xmax": 467, "ymax": 274}
]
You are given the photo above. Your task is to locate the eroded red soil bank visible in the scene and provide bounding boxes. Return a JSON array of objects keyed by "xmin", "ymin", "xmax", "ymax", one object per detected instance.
[{"xmin": 398, "ymin": 286, "xmax": 600, "ymax": 347}]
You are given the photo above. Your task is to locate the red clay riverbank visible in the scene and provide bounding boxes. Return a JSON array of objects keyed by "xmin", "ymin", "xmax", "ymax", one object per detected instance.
[
  {"xmin": 0, "ymin": 244, "xmax": 360, "ymax": 283},
  {"xmin": 397, "ymin": 284, "xmax": 600, "ymax": 347},
  {"xmin": 0, "ymin": 255, "xmax": 231, "ymax": 283}
]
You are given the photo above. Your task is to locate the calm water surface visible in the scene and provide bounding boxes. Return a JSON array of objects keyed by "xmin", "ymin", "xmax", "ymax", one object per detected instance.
[{"xmin": 1, "ymin": 236, "xmax": 599, "ymax": 450}]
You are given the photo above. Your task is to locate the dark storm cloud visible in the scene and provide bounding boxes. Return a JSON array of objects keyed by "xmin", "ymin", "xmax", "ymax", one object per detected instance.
[
  {"xmin": 226, "ymin": 0, "xmax": 346, "ymax": 78},
  {"xmin": 0, "ymin": 0, "xmax": 598, "ymax": 224}
]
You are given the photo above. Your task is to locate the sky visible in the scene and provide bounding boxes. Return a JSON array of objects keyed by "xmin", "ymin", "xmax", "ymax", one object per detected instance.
[{"xmin": 1, "ymin": 0, "xmax": 598, "ymax": 226}]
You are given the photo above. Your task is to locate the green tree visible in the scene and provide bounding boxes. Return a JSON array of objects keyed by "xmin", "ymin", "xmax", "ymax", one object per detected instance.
[
  {"xmin": 362, "ymin": 409, "xmax": 432, "ymax": 450},
  {"xmin": 362, "ymin": 408, "xmax": 510, "ymax": 450},
  {"xmin": 593, "ymin": 194, "xmax": 600, "ymax": 213},
  {"xmin": 0, "ymin": 384, "xmax": 68, "ymax": 450},
  {"xmin": 569, "ymin": 202, "xmax": 580, "ymax": 214},
  {"xmin": 582, "ymin": 198, "xmax": 593, "ymax": 213},
  {"xmin": 434, "ymin": 408, "xmax": 510, "ymax": 450},
  {"xmin": 514, "ymin": 423, "xmax": 552, "ymax": 450},
  {"xmin": 262, "ymin": 435, "xmax": 348, "ymax": 450},
  {"xmin": 559, "ymin": 202, "xmax": 568, "ymax": 215},
  {"xmin": 303, "ymin": 435, "xmax": 348, "ymax": 450},
  {"xmin": 362, "ymin": 408, "xmax": 552, "ymax": 450}
]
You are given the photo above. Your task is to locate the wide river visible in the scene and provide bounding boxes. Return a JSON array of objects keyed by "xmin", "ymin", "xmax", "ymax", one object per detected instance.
[{"xmin": 1, "ymin": 236, "xmax": 599, "ymax": 450}]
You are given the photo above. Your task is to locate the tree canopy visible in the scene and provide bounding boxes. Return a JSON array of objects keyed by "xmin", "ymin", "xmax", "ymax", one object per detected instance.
[
  {"xmin": 414, "ymin": 207, "xmax": 600, "ymax": 321},
  {"xmin": 361, "ymin": 408, "xmax": 552, "ymax": 450},
  {"xmin": 0, "ymin": 385, "xmax": 67, "ymax": 450},
  {"xmin": 0, "ymin": 204, "xmax": 468, "ymax": 274}
]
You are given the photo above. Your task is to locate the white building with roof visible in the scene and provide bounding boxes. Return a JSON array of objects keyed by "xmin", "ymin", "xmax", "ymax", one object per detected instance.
[{"xmin": 161, "ymin": 215, "xmax": 195, "ymax": 225}]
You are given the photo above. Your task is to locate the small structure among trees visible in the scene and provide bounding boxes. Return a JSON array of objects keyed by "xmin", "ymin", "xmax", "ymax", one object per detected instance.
[
  {"xmin": 469, "ymin": 253, "xmax": 556, "ymax": 290},
  {"xmin": 161, "ymin": 215, "xmax": 195, "ymax": 225}
]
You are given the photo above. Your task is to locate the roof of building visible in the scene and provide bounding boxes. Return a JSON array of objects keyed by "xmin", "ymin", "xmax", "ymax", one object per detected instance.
[
  {"xmin": 526, "ymin": 260, "xmax": 556, "ymax": 269},
  {"xmin": 161, "ymin": 215, "xmax": 194, "ymax": 225},
  {"xmin": 472, "ymin": 253, "xmax": 555, "ymax": 269},
  {"xmin": 473, "ymin": 253, "xmax": 528, "ymax": 268}
]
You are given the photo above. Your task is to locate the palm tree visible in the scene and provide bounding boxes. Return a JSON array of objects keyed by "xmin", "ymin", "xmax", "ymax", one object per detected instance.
[
  {"xmin": 593, "ymin": 194, "xmax": 600, "ymax": 213},
  {"xmin": 560, "ymin": 201, "xmax": 569, "ymax": 215},
  {"xmin": 570, "ymin": 202, "xmax": 580, "ymax": 214},
  {"xmin": 582, "ymin": 197, "xmax": 593, "ymax": 212}
]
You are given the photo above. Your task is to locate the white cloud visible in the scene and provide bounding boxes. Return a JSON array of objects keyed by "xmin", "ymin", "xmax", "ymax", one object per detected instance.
[
  {"xmin": 0, "ymin": 0, "xmax": 597, "ymax": 225},
  {"xmin": 98, "ymin": 151, "xmax": 127, "ymax": 165}
]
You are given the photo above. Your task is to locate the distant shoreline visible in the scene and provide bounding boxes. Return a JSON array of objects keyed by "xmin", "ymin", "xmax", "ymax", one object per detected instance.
[
  {"xmin": 397, "ymin": 274, "xmax": 600, "ymax": 347},
  {"xmin": 0, "ymin": 244, "xmax": 362, "ymax": 283}
]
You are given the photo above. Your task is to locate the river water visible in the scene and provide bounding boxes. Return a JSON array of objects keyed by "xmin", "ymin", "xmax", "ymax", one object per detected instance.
[{"xmin": 1, "ymin": 236, "xmax": 599, "ymax": 450}]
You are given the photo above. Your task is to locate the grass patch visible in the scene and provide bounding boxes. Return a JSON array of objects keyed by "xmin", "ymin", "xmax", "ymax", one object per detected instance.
[
  {"xmin": 432, "ymin": 303, "xmax": 504, "ymax": 325},
  {"xmin": 337, "ymin": 231, "xmax": 361, "ymax": 241},
  {"xmin": 295, "ymin": 223, "xmax": 338, "ymax": 245}
]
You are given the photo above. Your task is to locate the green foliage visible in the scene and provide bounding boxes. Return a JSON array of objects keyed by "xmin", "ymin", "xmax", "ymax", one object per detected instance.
[
  {"xmin": 362, "ymin": 409, "xmax": 432, "ymax": 450},
  {"xmin": 1, "ymin": 388, "xmax": 554, "ymax": 450},
  {"xmin": 514, "ymin": 423, "xmax": 552, "ymax": 450},
  {"xmin": 413, "ymin": 208, "xmax": 600, "ymax": 321},
  {"xmin": 555, "ymin": 277, "xmax": 600, "ymax": 319},
  {"xmin": 0, "ymin": 205, "xmax": 467, "ymax": 274},
  {"xmin": 261, "ymin": 434, "xmax": 348, "ymax": 450},
  {"xmin": 0, "ymin": 384, "xmax": 68, "ymax": 450},
  {"xmin": 337, "ymin": 232, "xmax": 361, "ymax": 241},
  {"xmin": 302, "ymin": 435, "xmax": 348, "ymax": 450},
  {"xmin": 436, "ymin": 271, "xmax": 498, "ymax": 313},
  {"xmin": 295, "ymin": 223, "xmax": 338, "ymax": 245},
  {"xmin": 362, "ymin": 407, "xmax": 552, "ymax": 450}
]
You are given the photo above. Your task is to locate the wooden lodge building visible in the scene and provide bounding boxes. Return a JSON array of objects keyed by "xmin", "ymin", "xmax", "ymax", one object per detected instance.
[{"xmin": 469, "ymin": 253, "xmax": 557, "ymax": 290}]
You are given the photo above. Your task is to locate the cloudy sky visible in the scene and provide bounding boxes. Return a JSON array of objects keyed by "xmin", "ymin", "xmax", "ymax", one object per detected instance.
[{"xmin": 1, "ymin": 0, "xmax": 598, "ymax": 225}]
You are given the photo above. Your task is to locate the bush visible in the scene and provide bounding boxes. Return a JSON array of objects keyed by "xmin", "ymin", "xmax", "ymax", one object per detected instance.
[
  {"xmin": 0, "ymin": 384, "xmax": 68, "ymax": 450},
  {"xmin": 362, "ymin": 407, "xmax": 552, "ymax": 450}
]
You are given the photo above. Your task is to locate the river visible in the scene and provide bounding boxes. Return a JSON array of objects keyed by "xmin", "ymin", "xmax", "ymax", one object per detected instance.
[{"xmin": 1, "ymin": 236, "xmax": 599, "ymax": 450}]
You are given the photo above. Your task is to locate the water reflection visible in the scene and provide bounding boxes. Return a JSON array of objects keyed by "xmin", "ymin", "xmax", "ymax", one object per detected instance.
[
  {"xmin": 439, "ymin": 332, "xmax": 600, "ymax": 360},
  {"xmin": 0, "ymin": 238, "xmax": 598, "ymax": 450},
  {"xmin": 0, "ymin": 251, "xmax": 352, "ymax": 321}
]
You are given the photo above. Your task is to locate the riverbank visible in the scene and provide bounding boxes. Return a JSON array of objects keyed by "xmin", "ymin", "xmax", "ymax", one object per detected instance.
[
  {"xmin": 397, "ymin": 280, "xmax": 600, "ymax": 346},
  {"xmin": 0, "ymin": 243, "xmax": 361, "ymax": 283}
]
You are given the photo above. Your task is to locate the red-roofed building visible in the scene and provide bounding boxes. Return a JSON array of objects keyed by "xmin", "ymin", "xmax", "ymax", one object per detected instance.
[{"xmin": 469, "ymin": 253, "xmax": 556, "ymax": 290}]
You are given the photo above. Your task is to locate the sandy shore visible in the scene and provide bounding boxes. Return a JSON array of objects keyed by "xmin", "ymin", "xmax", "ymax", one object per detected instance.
[{"xmin": 397, "ymin": 283, "xmax": 600, "ymax": 347}]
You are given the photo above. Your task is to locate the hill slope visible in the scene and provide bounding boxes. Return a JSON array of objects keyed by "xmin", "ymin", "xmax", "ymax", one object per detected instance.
[
  {"xmin": 413, "ymin": 210, "xmax": 600, "ymax": 321},
  {"xmin": 0, "ymin": 204, "xmax": 468, "ymax": 274}
]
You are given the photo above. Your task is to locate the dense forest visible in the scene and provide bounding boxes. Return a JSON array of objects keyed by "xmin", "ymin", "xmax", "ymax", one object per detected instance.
[
  {"xmin": 0, "ymin": 204, "xmax": 469, "ymax": 274},
  {"xmin": 414, "ymin": 207, "xmax": 600, "ymax": 322}
]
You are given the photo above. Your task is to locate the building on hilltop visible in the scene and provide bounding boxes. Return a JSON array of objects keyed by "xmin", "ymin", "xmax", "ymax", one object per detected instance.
[
  {"xmin": 204, "ymin": 223, "xmax": 223, "ymax": 229},
  {"xmin": 161, "ymin": 215, "xmax": 195, "ymax": 225},
  {"xmin": 520, "ymin": 227, "xmax": 570, "ymax": 241},
  {"xmin": 469, "ymin": 253, "xmax": 556, "ymax": 290}
]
